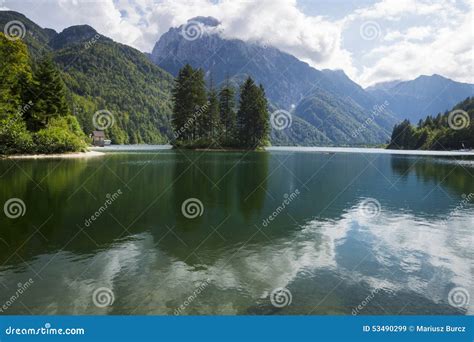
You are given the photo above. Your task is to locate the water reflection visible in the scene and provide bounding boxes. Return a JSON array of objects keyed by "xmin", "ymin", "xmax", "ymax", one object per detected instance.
[{"xmin": 0, "ymin": 151, "xmax": 472, "ymax": 315}]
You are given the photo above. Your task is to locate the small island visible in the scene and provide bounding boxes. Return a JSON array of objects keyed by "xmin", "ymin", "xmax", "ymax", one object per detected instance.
[{"xmin": 170, "ymin": 64, "xmax": 270, "ymax": 150}]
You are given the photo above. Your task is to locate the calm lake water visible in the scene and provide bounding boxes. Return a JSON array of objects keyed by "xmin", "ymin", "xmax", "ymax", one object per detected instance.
[{"xmin": 0, "ymin": 147, "xmax": 473, "ymax": 315}]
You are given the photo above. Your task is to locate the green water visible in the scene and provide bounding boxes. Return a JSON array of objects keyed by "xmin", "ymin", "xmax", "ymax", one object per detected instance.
[{"xmin": 0, "ymin": 148, "xmax": 473, "ymax": 315}]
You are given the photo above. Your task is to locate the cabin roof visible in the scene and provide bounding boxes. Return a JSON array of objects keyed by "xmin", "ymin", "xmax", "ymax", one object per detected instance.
[{"xmin": 92, "ymin": 131, "xmax": 105, "ymax": 137}]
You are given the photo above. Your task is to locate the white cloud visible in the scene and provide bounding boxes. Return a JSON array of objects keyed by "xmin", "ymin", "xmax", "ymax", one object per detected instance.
[
  {"xmin": 2, "ymin": 0, "xmax": 473, "ymax": 87},
  {"xmin": 384, "ymin": 26, "xmax": 433, "ymax": 42}
]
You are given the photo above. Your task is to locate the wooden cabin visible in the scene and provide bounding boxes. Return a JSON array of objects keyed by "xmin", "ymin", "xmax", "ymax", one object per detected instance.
[{"xmin": 91, "ymin": 131, "xmax": 105, "ymax": 147}]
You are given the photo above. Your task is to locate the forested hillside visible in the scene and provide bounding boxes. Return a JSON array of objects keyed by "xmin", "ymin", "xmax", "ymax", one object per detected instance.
[
  {"xmin": 0, "ymin": 10, "xmax": 174, "ymax": 145},
  {"xmin": 0, "ymin": 33, "xmax": 86, "ymax": 154},
  {"xmin": 387, "ymin": 97, "xmax": 473, "ymax": 150}
]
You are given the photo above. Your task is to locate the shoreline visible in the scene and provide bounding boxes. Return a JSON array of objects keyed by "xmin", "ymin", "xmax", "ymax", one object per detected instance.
[
  {"xmin": 5, "ymin": 150, "xmax": 105, "ymax": 159},
  {"xmin": 90, "ymin": 145, "xmax": 474, "ymax": 157}
]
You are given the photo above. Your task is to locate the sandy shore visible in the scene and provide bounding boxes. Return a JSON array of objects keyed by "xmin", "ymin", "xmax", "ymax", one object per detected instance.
[{"xmin": 6, "ymin": 150, "xmax": 105, "ymax": 159}]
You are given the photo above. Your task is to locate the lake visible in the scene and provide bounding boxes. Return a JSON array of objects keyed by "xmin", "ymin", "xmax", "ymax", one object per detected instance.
[{"xmin": 0, "ymin": 147, "xmax": 473, "ymax": 315}]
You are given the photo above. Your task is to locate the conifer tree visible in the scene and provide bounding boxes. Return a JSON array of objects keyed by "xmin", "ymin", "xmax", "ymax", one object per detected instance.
[
  {"xmin": 236, "ymin": 77, "xmax": 269, "ymax": 149},
  {"xmin": 219, "ymin": 79, "xmax": 236, "ymax": 142},
  {"xmin": 172, "ymin": 64, "xmax": 195, "ymax": 141},
  {"xmin": 191, "ymin": 68, "xmax": 208, "ymax": 140},
  {"xmin": 207, "ymin": 78, "xmax": 221, "ymax": 140},
  {"xmin": 32, "ymin": 54, "xmax": 70, "ymax": 130}
]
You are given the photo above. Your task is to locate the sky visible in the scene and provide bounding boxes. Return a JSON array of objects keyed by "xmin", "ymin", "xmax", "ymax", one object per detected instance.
[{"xmin": 1, "ymin": 0, "xmax": 473, "ymax": 87}]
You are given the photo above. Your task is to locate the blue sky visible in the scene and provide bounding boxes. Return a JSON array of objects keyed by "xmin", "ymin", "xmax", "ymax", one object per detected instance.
[{"xmin": 1, "ymin": 0, "xmax": 472, "ymax": 87}]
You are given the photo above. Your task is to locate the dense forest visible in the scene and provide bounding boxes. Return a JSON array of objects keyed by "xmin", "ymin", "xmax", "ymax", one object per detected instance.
[
  {"xmin": 171, "ymin": 64, "xmax": 270, "ymax": 149},
  {"xmin": 0, "ymin": 33, "xmax": 86, "ymax": 154},
  {"xmin": 0, "ymin": 11, "xmax": 175, "ymax": 149},
  {"xmin": 387, "ymin": 97, "xmax": 473, "ymax": 150}
]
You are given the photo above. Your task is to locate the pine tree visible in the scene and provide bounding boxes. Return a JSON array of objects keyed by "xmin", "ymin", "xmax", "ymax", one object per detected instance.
[
  {"xmin": 219, "ymin": 79, "xmax": 236, "ymax": 143},
  {"xmin": 32, "ymin": 54, "xmax": 70, "ymax": 130},
  {"xmin": 253, "ymin": 84, "xmax": 270, "ymax": 146},
  {"xmin": 172, "ymin": 64, "xmax": 195, "ymax": 142},
  {"xmin": 207, "ymin": 78, "xmax": 221, "ymax": 140},
  {"xmin": 172, "ymin": 65, "xmax": 208, "ymax": 144},
  {"xmin": 236, "ymin": 77, "xmax": 257, "ymax": 148},
  {"xmin": 191, "ymin": 68, "xmax": 208, "ymax": 140},
  {"xmin": 235, "ymin": 77, "xmax": 269, "ymax": 149}
]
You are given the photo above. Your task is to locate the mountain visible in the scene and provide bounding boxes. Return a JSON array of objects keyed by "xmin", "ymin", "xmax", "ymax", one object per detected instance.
[
  {"xmin": 151, "ymin": 17, "xmax": 397, "ymax": 145},
  {"xmin": 367, "ymin": 74, "xmax": 474, "ymax": 123},
  {"xmin": 0, "ymin": 10, "xmax": 174, "ymax": 144}
]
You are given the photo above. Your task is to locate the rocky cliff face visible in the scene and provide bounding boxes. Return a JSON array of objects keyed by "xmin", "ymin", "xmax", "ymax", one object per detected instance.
[{"xmin": 150, "ymin": 17, "xmax": 397, "ymax": 145}]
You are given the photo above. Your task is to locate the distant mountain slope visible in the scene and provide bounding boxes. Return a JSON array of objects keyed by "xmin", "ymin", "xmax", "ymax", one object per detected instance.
[
  {"xmin": 0, "ymin": 10, "xmax": 174, "ymax": 144},
  {"xmin": 151, "ymin": 17, "xmax": 397, "ymax": 145},
  {"xmin": 367, "ymin": 74, "xmax": 474, "ymax": 123}
]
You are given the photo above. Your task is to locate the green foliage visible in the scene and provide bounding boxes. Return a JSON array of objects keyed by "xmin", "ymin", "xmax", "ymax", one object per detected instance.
[
  {"xmin": 0, "ymin": 34, "xmax": 87, "ymax": 155},
  {"xmin": 27, "ymin": 54, "xmax": 70, "ymax": 130},
  {"xmin": 388, "ymin": 97, "xmax": 474, "ymax": 150},
  {"xmin": 219, "ymin": 79, "xmax": 236, "ymax": 142},
  {"xmin": 0, "ymin": 115, "xmax": 35, "ymax": 154},
  {"xmin": 0, "ymin": 32, "xmax": 33, "ymax": 118},
  {"xmin": 33, "ymin": 116, "xmax": 87, "ymax": 153},
  {"xmin": 236, "ymin": 77, "xmax": 269, "ymax": 149},
  {"xmin": 171, "ymin": 66, "xmax": 269, "ymax": 150},
  {"xmin": 55, "ymin": 38, "xmax": 174, "ymax": 144}
]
